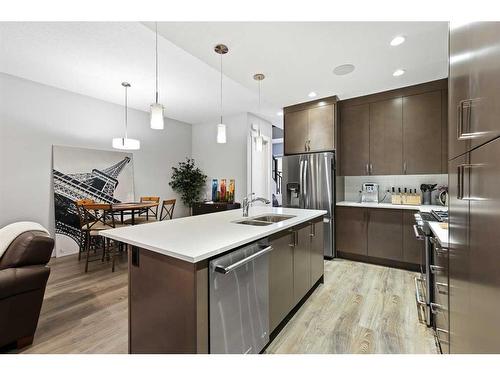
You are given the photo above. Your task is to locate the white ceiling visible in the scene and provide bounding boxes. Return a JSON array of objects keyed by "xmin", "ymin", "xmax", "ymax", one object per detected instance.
[{"xmin": 0, "ymin": 22, "xmax": 448, "ymax": 128}]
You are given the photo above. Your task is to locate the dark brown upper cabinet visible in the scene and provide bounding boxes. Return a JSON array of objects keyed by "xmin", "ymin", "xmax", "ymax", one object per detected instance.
[
  {"xmin": 284, "ymin": 96, "xmax": 338, "ymax": 155},
  {"xmin": 402, "ymin": 90, "xmax": 443, "ymax": 174},
  {"xmin": 339, "ymin": 104, "xmax": 370, "ymax": 176},
  {"xmin": 369, "ymin": 98, "xmax": 403, "ymax": 175},
  {"xmin": 338, "ymin": 79, "xmax": 447, "ymax": 176},
  {"xmin": 449, "ymin": 22, "xmax": 500, "ymax": 161}
]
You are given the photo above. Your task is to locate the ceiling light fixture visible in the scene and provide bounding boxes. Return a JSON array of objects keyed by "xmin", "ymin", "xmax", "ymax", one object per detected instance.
[
  {"xmin": 333, "ymin": 64, "xmax": 355, "ymax": 76},
  {"xmin": 215, "ymin": 44, "xmax": 228, "ymax": 144},
  {"xmin": 253, "ymin": 73, "xmax": 265, "ymax": 152},
  {"xmin": 150, "ymin": 22, "xmax": 164, "ymax": 130},
  {"xmin": 393, "ymin": 69, "xmax": 406, "ymax": 77},
  {"xmin": 308, "ymin": 91, "xmax": 317, "ymax": 98},
  {"xmin": 113, "ymin": 82, "xmax": 140, "ymax": 150},
  {"xmin": 390, "ymin": 36, "xmax": 406, "ymax": 46}
]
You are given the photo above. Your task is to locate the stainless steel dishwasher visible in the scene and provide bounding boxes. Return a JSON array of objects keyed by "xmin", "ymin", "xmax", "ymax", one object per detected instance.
[{"xmin": 209, "ymin": 239, "xmax": 272, "ymax": 354}]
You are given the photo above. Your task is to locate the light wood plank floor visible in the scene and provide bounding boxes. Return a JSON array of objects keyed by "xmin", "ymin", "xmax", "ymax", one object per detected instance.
[
  {"xmin": 266, "ymin": 259, "xmax": 438, "ymax": 354},
  {"xmin": 19, "ymin": 255, "xmax": 437, "ymax": 354}
]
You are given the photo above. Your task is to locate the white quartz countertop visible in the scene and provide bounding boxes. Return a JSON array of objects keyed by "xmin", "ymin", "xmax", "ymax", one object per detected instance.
[
  {"xmin": 100, "ymin": 206, "xmax": 326, "ymax": 263},
  {"xmin": 428, "ymin": 222, "xmax": 449, "ymax": 248},
  {"xmin": 336, "ymin": 201, "xmax": 447, "ymax": 212}
]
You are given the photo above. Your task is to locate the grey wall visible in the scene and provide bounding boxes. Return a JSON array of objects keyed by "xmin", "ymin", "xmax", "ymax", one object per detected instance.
[{"xmin": 0, "ymin": 73, "xmax": 192, "ymax": 235}]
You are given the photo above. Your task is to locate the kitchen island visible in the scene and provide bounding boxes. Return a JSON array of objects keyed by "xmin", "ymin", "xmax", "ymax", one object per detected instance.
[{"xmin": 101, "ymin": 206, "xmax": 326, "ymax": 354}]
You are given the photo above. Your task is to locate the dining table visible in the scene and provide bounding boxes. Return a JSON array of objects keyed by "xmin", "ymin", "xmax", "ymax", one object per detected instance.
[{"xmin": 110, "ymin": 201, "xmax": 159, "ymax": 225}]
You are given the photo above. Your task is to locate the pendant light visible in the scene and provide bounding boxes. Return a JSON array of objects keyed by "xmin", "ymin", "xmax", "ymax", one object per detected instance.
[
  {"xmin": 215, "ymin": 44, "xmax": 228, "ymax": 143},
  {"xmin": 150, "ymin": 22, "xmax": 164, "ymax": 130},
  {"xmin": 112, "ymin": 82, "xmax": 140, "ymax": 150},
  {"xmin": 253, "ymin": 73, "xmax": 265, "ymax": 152}
]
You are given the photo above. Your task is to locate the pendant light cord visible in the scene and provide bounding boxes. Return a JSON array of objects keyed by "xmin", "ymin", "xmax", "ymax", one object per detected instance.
[
  {"xmin": 124, "ymin": 85, "xmax": 128, "ymax": 139},
  {"xmin": 155, "ymin": 22, "xmax": 159, "ymax": 104},
  {"xmin": 220, "ymin": 52, "xmax": 223, "ymax": 124}
]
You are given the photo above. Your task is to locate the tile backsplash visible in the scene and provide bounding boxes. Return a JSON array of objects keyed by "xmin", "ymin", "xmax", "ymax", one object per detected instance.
[{"xmin": 343, "ymin": 174, "xmax": 448, "ymax": 204}]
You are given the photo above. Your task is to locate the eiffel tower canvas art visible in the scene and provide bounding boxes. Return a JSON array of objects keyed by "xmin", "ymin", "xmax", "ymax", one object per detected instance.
[{"xmin": 52, "ymin": 145, "xmax": 135, "ymax": 257}]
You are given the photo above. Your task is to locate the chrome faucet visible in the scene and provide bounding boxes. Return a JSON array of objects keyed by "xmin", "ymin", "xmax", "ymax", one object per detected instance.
[{"xmin": 242, "ymin": 193, "xmax": 271, "ymax": 217}]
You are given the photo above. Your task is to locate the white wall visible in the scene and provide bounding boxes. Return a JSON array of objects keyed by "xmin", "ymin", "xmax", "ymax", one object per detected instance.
[
  {"xmin": 191, "ymin": 112, "xmax": 273, "ymax": 203},
  {"xmin": 0, "ymin": 73, "xmax": 192, "ymax": 235}
]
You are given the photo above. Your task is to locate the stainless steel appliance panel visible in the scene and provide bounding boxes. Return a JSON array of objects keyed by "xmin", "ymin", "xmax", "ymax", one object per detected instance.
[
  {"xmin": 283, "ymin": 152, "xmax": 335, "ymax": 258},
  {"xmin": 209, "ymin": 241, "xmax": 271, "ymax": 354}
]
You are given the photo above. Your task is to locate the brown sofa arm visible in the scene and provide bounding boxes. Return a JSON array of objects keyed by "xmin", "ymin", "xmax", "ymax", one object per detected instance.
[
  {"xmin": 0, "ymin": 266, "xmax": 50, "ymax": 300},
  {"xmin": 0, "ymin": 231, "xmax": 54, "ymax": 270}
]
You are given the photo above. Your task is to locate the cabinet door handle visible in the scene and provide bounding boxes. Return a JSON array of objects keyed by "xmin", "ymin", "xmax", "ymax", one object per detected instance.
[
  {"xmin": 436, "ymin": 328, "xmax": 450, "ymax": 345},
  {"xmin": 436, "ymin": 282, "xmax": 448, "ymax": 295},
  {"xmin": 310, "ymin": 222, "xmax": 316, "ymax": 237},
  {"xmin": 365, "ymin": 163, "xmax": 369, "ymax": 175},
  {"xmin": 430, "ymin": 264, "xmax": 444, "ymax": 274},
  {"xmin": 457, "ymin": 163, "xmax": 483, "ymax": 200},
  {"xmin": 369, "ymin": 163, "xmax": 373, "ymax": 174},
  {"xmin": 289, "ymin": 230, "xmax": 295, "ymax": 247},
  {"xmin": 430, "ymin": 302, "xmax": 445, "ymax": 314},
  {"xmin": 403, "ymin": 161, "xmax": 407, "ymax": 174}
]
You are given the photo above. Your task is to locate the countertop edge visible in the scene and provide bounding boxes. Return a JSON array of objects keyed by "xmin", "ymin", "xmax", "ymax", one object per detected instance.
[
  {"xmin": 336, "ymin": 201, "xmax": 447, "ymax": 211},
  {"xmin": 101, "ymin": 209, "xmax": 326, "ymax": 263}
]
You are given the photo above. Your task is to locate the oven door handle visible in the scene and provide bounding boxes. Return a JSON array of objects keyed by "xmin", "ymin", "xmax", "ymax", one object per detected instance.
[
  {"xmin": 413, "ymin": 224, "xmax": 425, "ymax": 241},
  {"xmin": 414, "ymin": 276, "xmax": 426, "ymax": 306}
]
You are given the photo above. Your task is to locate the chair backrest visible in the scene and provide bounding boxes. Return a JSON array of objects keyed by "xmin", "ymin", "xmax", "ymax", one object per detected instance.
[
  {"xmin": 160, "ymin": 199, "xmax": 176, "ymax": 221},
  {"xmin": 140, "ymin": 196, "xmax": 160, "ymax": 218},
  {"xmin": 75, "ymin": 199, "xmax": 95, "ymax": 228},
  {"xmin": 78, "ymin": 202, "xmax": 115, "ymax": 230}
]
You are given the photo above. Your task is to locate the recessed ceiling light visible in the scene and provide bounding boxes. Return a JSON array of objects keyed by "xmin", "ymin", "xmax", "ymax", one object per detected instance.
[
  {"xmin": 308, "ymin": 92, "xmax": 317, "ymax": 98},
  {"xmin": 393, "ymin": 69, "xmax": 406, "ymax": 77},
  {"xmin": 333, "ymin": 64, "xmax": 355, "ymax": 76},
  {"xmin": 277, "ymin": 111, "xmax": 283, "ymax": 116},
  {"xmin": 390, "ymin": 36, "xmax": 406, "ymax": 46}
]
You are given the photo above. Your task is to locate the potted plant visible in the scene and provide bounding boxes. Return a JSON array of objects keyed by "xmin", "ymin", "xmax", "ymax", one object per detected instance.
[{"xmin": 169, "ymin": 158, "xmax": 207, "ymax": 215}]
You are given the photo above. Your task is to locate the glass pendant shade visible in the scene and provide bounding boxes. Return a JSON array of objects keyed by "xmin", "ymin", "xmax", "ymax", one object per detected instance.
[
  {"xmin": 150, "ymin": 103, "xmax": 164, "ymax": 129},
  {"xmin": 112, "ymin": 137, "xmax": 140, "ymax": 150},
  {"xmin": 217, "ymin": 123, "xmax": 227, "ymax": 144}
]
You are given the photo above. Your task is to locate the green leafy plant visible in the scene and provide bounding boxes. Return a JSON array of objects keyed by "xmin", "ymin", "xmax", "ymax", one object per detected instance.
[{"xmin": 169, "ymin": 158, "xmax": 207, "ymax": 211}]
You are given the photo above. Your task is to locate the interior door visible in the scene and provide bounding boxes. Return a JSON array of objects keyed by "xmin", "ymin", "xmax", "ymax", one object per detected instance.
[
  {"xmin": 284, "ymin": 110, "xmax": 308, "ymax": 155},
  {"xmin": 467, "ymin": 137, "xmax": 500, "ymax": 352},
  {"xmin": 369, "ymin": 98, "xmax": 403, "ymax": 175},
  {"xmin": 339, "ymin": 104, "xmax": 370, "ymax": 176},
  {"xmin": 308, "ymin": 104, "xmax": 335, "ymax": 152},
  {"xmin": 448, "ymin": 153, "xmax": 470, "ymax": 353},
  {"xmin": 403, "ymin": 90, "xmax": 443, "ymax": 174}
]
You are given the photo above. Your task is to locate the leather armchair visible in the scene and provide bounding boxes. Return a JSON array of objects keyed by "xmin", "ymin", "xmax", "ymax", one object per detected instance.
[{"xmin": 0, "ymin": 230, "xmax": 54, "ymax": 350}]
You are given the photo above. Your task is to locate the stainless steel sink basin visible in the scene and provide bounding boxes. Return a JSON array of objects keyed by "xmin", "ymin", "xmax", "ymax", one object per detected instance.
[
  {"xmin": 234, "ymin": 220, "xmax": 273, "ymax": 226},
  {"xmin": 251, "ymin": 214, "xmax": 296, "ymax": 223},
  {"xmin": 233, "ymin": 214, "xmax": 296, "ymax": 226}
]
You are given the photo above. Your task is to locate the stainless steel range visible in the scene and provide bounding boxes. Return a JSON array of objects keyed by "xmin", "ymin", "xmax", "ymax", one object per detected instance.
[{"xmin": 413, "ymin": 209, "xmax": 448, "ymax": 326}]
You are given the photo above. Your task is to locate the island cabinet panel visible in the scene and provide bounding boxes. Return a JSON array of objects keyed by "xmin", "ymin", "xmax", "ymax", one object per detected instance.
[
  {"xmin": 293, "ymin": 224, "xmax": 312, "ymax": 306},
  {"xmin": 269, "ymin": 231, "xmax": 295, "ymax": 332},
  {"xmin": 309, "ymin": 218, "xmax": 324, "ymax": 287},
  {"xmin": 128, "ymin": 247, "xmax": 208, "ymax": 354},
  {"xmin": 367, "ymin": 208, "xmax": 403, "ymax": 262},
  {"xmin": 402, "ymin": 210, "xmax": 423, "ymax": 264},
  {"xmin": 336, "ymin": 206, "xmax": 368, "ymax": 255}
]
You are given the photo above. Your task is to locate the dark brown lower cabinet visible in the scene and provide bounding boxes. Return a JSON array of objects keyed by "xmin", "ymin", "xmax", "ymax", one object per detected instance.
[
  {"xmin": 336, "ymin": 206, "xmax": 368, "ymax": 255},
  {"xmin": 269, "ymin": 231, "xmax": 294, "ymax": 332},
  {"xmin": 367, "ymin": 209, "xmax": 403, "ymax": 261},
  {"xmin": 403, "ymin": 210, "xmax": 423, "ymax": 264},
  {"xmin": 337, "ymin": 206, "xmax": 421, "ymax": 268},
  {"xmin": 269, "ymin": 218, "xmax": 324, "ymax": 333},
  {"xmin": 293, "ymin": 224, "xmax": 312, "ymax": 305}
]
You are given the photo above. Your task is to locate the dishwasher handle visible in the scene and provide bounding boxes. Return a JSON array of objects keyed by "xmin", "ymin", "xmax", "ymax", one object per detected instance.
[{"xmin": 214, "ymin": 245, "xmax": 273, "ymax": 274}]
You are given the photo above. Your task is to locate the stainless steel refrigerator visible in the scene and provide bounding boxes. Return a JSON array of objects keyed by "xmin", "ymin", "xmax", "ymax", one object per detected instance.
[{"xmin": 282, "ymin": 152, "xmax": 335, "ymax": 258}]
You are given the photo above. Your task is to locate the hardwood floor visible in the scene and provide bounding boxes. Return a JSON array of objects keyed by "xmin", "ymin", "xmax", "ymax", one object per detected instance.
[
  {"xmin": 266, "ymin": 259, "xmax": 438, "ymax": 354},
  {"xmin": 19, "ymin": 255, "xmax": 437, "ymax": 354}
]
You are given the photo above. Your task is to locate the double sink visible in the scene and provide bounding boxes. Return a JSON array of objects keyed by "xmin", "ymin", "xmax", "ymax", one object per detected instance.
[{"xmin": 234, "ymin": 214, "xmax": 296, "ymax": 226}]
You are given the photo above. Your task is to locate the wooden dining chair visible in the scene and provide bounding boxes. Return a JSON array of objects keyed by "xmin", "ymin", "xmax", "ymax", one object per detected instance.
[
  {"xmin": 124, "ymin": 196, "xmax": 160, "ymax": 225},
  {"xmin": 75, "ymin": 198, "xmax": 95, "ymax": 260},
  {"xmin": 78, "ymin": 202, "xmax": 127, "ymax": 273},
  {"xmin": 160, "ymin": 199, "xmax": 176, "ymax": 221}
]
